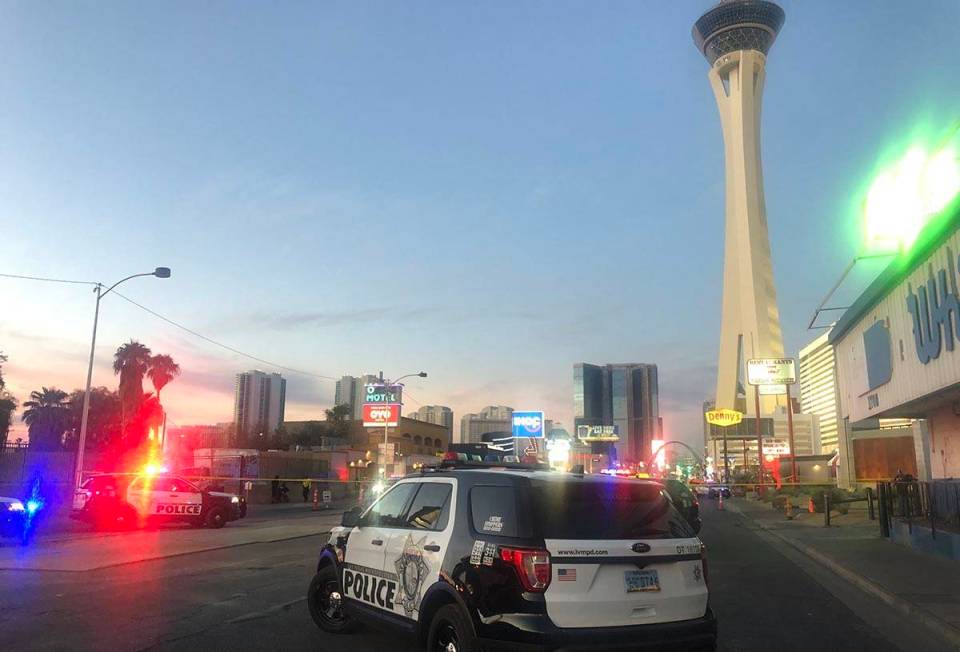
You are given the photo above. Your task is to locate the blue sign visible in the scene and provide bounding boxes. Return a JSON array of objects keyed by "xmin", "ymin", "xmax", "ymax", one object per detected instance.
[
  {"xmin": 512, "ymin": 411, "xmax": 545, "ymax": 438},
  {"xmin": 905, "ymin": 262, "xmax": 960, "ymax": 364},
  {"xmin": 863, "ymin": 320, "xmax": 893, "ymax": 390}
]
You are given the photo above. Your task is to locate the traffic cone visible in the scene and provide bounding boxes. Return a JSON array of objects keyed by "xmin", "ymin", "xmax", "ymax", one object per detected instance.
[
  {"xmin": 808, "ymin": 497, "xmax": 815, "ymax": 514},
  {"xmin": 717, "ymin": 492, "xmax": 725, "ymax": 511},
  {"xmin": 312, "ymin": 488, "xmax": 319, "ymax": 512}
]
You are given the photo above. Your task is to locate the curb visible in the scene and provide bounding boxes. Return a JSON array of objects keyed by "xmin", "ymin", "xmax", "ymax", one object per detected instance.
[{"xmin": 726, "ymin": 501, "xmax": 960, "ymax": 649}]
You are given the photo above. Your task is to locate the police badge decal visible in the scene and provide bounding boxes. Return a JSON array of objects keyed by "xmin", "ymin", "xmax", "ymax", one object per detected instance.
[{"xmin": 393, "ymin": 534, "xmax": 430, "ymax": 617}]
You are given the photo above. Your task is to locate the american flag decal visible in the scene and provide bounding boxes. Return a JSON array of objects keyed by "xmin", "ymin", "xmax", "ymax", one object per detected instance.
[{"xmin": 558, "ymin": 568, "xmax": 577, "ymax": 581}]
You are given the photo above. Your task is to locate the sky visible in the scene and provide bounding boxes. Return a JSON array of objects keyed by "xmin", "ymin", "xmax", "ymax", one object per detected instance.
[{"xmin": 1, "ymin": 1, "xmax": 959, "ymax": 449}]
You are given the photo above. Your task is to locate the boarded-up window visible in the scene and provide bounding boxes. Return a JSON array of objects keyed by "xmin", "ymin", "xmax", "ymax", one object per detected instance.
[{"xmin": 853, "ymin": 436, "xmax": 917, "ymax": 480}]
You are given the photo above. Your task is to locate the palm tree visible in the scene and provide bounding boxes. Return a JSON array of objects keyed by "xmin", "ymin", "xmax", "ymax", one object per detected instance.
[
  {"xmin": 65, "ymin": 388, "xmax": 120, "ymax": 451},
  {"xmin": 147, "ymin": 354, "xmax": 180, "ymax": 402},
  {"xmin": 21, "ymin": 387, "xmax": 69, "ymax": 450},
  {"xmin": 325, "ymin": 403, "xmax": 352, "ymax": 438},
  {"xmin": 0, "ymin": 353, "xmax": 16, "ymax": 451},
  {"xmin": 113, "ymin": 340, "xmax": 152, "ymax": 438}
]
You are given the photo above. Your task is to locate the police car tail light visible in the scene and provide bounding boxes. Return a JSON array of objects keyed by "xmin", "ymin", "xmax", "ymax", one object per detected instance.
[{"xmin": 499, "ymin": 547, "xmax": 551, "ymax": 592}]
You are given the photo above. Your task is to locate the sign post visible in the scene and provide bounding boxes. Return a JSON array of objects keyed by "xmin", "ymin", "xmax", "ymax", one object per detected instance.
[
  {"xmin": 364, "ymin": 372, "xmax": 405, "ymax": 480},
  {"xmin": 747, "ymin": 358, "xmax": 797, "ymax": 487},
  {"xmin": 705, "ymin": 409, "xmax": 744, "ymax": 483}
]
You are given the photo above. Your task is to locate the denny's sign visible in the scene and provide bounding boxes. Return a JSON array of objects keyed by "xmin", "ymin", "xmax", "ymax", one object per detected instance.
[{"xmin": 705, "ymin": 409, "xmax": 744, "ymax": 428}]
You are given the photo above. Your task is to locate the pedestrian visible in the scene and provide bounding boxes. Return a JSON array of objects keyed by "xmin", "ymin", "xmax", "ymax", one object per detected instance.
[
  {"xmin": 271, "ymin": 475, "xmax": 280, "ymax": 504},
  {"xmin": 302, "ymin": 479, "xmax": 311, "ymax": 502}
]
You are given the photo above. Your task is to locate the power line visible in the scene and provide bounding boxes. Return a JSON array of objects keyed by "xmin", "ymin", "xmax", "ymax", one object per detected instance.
[
  {"xmin": 0, "ymin": 272, "xmax": 98, "ymax": 286},
  {"xmin": 111, "ymin": 290, "xmax": 338, "ymax": 382},
  {"xmin": 1, "ymin": 271, "xmax": 410, "ymax": 392}
]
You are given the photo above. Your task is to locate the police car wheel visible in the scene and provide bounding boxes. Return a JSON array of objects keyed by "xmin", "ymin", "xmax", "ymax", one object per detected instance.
[
  {"xmin": 427, "ymin": 605, "xmax": 479, "ymax": 652},
  {"xmin": 308, "ymin": 566, "xmax": 355, "ymax": 633},
  {"xmin": 205, "ymin": 507, "xmax": 227, "ymax": 529}
]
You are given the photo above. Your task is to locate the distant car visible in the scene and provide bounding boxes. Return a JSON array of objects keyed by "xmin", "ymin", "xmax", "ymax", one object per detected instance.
[
  {"xmin": 72, "ymin": 472, "xmax": 244, "ymax": 530},
  {"xmin": 707, "ymin": 485, "xmax": 731, "ymax": 500},
  {"xmin": 0, "ymin": 495, "xmax": 29, "ymax": 539}
]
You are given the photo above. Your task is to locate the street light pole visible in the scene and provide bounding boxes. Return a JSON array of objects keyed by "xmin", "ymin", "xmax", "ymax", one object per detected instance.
[
  {"xmin": 73, "ymin": 267, "xmax": 171, "ymax": 491},
  {"xmin": 374, "ymin": 370, "xmax": 427, "ymax": 482}
]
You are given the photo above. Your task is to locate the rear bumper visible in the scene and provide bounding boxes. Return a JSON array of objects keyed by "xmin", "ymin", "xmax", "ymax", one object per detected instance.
[{"xmin": 479, "ymin": 608, "xmax": 716, "ymax": 652}]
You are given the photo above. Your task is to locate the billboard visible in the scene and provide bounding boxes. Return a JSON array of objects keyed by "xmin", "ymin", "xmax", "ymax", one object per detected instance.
[
  {"xmin": 746, "ymin": 358, "xmax": 796, "ymax": 385},
  {"xmin": 512, "ymin": 411, "xmax": 545, "ymax": 438},
  {"xmin": 364, "ymin": 383, "xmax": 403, "ymax": 404},
  {"xmin": 362, "ymin": 403, "xmax": 401, "ymax": 427},
  {"xmin": 576, "ymin": 425, "xmax": 620, "ymax": 442}
]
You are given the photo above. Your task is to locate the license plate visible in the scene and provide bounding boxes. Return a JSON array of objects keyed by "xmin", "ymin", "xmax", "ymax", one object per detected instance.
[{"xmin": 624, "ymin": 569, "xmax": 660, "ymax": 593}]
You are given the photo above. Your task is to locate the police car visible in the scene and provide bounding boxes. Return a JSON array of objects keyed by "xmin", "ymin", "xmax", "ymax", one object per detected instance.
[
  {"xmin": 307, "ymin": 461, "xmax": 717, "ymax": 651},
  {"xmin": 71, "ymin": 471, "xmax": 244, "ymax": 530},
  {"xmin": 1, "ymin": 495, "xmax": 29, "ymax": 538}
]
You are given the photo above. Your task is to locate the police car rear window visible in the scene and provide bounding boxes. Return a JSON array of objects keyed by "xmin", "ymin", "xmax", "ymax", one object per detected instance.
[
  {"xmin": 530, "ymin": 480, "xmax": 695, "ymax": 540},
  {"xmin": 470, "ymin": 486, "xmax": 518, "ymax": 537}
]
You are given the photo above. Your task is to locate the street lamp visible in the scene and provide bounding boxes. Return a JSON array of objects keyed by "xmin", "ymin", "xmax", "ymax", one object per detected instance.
[
  {"xmin": 376, "ymin": 371, "xmax": 427, "ymax": 480},
  {"xmin": 74, "ymin": 267, "xmax": 171, "ymax": 490}
]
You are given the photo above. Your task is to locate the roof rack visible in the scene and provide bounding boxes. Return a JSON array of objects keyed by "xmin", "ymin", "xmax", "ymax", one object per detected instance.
[{"xmin": 419, "ymin": 460, "xmax": 552, "ymax": 473}]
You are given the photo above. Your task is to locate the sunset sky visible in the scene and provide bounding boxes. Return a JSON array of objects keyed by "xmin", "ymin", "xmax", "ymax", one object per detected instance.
[{"xmin": 2, "ymin": 1, "xmax": 959, "ymax": 447}]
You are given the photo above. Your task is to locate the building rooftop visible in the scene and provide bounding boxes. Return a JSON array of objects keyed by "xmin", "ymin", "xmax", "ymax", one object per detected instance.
[{"xmin": 692, "ymin": 0, "xmax": 785, "ymax": 65}]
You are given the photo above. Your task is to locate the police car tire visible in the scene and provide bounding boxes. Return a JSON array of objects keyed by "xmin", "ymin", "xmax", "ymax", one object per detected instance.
[
  {"xmin": 308, "ymin": 566, "xmax": 356, "ymax": 634},
  {"xmin": 205, "ymin": 507, "xmax": 227, "ymax": 529},
  {"xmin": 426, "ymin": 604, "xmax": 480, "ymax": 652}
]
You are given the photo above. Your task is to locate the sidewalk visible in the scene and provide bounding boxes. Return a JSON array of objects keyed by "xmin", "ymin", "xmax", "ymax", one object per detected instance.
[{"xmin": 727, "ymin": 497, "xmax": 960, "ymax": 648}]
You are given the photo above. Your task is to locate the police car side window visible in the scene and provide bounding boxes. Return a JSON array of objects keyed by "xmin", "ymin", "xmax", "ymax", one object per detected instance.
[
  {"xmin": 366, "ymin": 483, "xmax": 417, "ymax": 528},
  {"xmin": 470, "ymin": 486, "xmax": 518, "ymax": 537},
  {"xmin": 170, "ymin": 479, "xmax": 194, "ymax": 493},
  {"xmin": 404, "ymin": 482, "xmax": 452, "ymax": 531}
]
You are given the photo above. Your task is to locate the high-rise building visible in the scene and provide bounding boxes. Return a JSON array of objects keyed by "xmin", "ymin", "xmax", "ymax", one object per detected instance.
[
  {"xmin": 334, "ymin": 374, "xmax": 379, "ymax": 420},
  {"xmin": 409, "ymin": 405, "xmax": 454, "ymax": 438},
  {"xmin": 693, "ymin": 1, "xmax": 787, "ymax": 413},
  {"xmin": 573, "ymin": 363, "xmax": 660, "ymax": 465},
  {"xmin": 799, "ymin": 331, "xmax": 842, "ymax": 453},
  {"xmin": 460, "ymin": 406, "xmax": 514, "ymax": 444},
  {"xmin": 234, "ymin": 370, "xmax": 286, "ymax": 436}
]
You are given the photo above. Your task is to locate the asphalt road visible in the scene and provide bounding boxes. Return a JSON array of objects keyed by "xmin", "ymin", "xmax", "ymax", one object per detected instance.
[{"xmin": 0, "ymin": 500, "xmax": 949, "ymax": 651}]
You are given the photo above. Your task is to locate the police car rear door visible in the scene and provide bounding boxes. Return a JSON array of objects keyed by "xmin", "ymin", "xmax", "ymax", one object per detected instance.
[
  {"xmin": 342, "ymin": 482, "xmax": 417, "ymax": 614},
  {"xmin": 382, "ymin": 479, "xmax": 455, "ymax": 621}
]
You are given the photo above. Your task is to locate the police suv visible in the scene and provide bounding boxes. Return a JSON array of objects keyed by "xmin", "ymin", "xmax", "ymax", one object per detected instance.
[
  {"xmin": 307, "ymin": 461, "xmax": 716, "ymax": 651},
  {"xmin": 71, "ymin": 472, "xmax": 244, "ymax": 530}
]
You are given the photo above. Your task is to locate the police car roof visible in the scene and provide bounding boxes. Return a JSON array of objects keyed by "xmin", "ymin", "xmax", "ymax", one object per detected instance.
[{"xmin": 418, "ymin": 463, "xmax": 665, "ymax": 485}]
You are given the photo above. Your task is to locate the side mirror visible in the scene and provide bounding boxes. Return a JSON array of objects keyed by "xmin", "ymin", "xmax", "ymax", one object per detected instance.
[{"xmin": 341, "ymin": 506, "xmax": 362, "ymax": 528}]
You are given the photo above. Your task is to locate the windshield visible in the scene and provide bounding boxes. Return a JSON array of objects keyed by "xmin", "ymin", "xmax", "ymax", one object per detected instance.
[{"xmin": 531, "ymin": 480, "xmax": 695, "ymax": 540}]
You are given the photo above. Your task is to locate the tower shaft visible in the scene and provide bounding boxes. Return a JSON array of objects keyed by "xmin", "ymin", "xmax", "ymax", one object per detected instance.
[{"xmin": 709, "ymin": 50, "xmax": 784, "ymax": 412}]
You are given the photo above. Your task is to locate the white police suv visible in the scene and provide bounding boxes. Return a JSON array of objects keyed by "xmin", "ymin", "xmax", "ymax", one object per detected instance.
[
  {"xmin": 71, "ymin": 472, "xmax": 244, "ymax": 530},
  {"xmin": 308, "ymin": 461, "xmax": 716, "ymax": 651}
]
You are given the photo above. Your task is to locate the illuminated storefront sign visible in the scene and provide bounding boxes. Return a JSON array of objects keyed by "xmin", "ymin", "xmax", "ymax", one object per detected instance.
[
  {"xmin": 704, "ymin": 409, "xmax": 744, "ymax": 427},
  {"xmin": 512, "ymin": 411, "xmax": 545, "ymax": 438},
  {"xmin": 363, "ymin": 403, "xmax": 400, "ymax": 427},
  {"xmin": 364, "ymin": 383, "xmax": 403, "ymax": 404}
]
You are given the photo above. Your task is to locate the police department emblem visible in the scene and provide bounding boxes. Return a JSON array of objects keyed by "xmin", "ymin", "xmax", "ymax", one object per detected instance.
[
  {"xmin": 393, "ymin": 534, "xmax": 430, "ymax": 617},
  {"xmin": 693, "ymin": 565, "xmax": 703, "ymax": 583}
]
